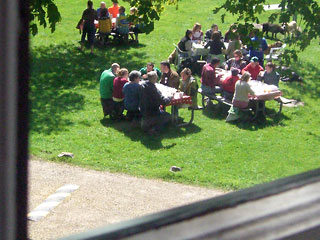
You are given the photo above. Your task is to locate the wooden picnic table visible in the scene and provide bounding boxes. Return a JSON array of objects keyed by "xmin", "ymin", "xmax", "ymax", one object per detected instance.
[{"xmin": 155, "ymin": 83, "xmax": 194, "ymax": 127}]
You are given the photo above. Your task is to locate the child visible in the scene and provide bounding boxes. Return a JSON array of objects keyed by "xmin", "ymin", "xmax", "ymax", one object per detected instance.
[{"xmin": 112, "ymin": 68, "xmax": 129, "ymax": 119}]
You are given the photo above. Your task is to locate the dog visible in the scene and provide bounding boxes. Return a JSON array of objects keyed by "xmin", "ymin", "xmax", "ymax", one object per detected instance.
[{"xmin": 263, "ymin": 23, "xmax": 285, "ymax": 39}]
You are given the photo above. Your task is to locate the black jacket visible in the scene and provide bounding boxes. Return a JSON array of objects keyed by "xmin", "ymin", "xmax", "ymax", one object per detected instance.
[{"xmin": 139, "ymin": 81, "xmax": 171, "ymax": 117}]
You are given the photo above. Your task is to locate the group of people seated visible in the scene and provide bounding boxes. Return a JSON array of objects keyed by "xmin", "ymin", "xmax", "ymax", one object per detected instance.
[
  {"xmin": 169, "ymin": 22, "xmax": 269, "ymax": 72},
  {"xmin": 99, "ymin": 61, "xmax": 198, "ymax": 135},
  {"xmin": 79, "ymin": 0, "xmax": 143, "ymax": 53},
  {"xmin": 200, "ymin": 55, "xmax": 280, "ymax": 121}
]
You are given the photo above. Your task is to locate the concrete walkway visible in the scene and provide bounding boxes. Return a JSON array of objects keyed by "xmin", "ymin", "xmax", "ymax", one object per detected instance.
[{"xmin": 28, "ymin": 160, "xmax": 226, "ymax": 240}]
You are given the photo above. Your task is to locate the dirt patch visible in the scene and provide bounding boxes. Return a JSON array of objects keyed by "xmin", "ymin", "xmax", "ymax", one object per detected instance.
[{"xmin": 28, "ymin": 160, "xmax": 226, "ymax": 240}]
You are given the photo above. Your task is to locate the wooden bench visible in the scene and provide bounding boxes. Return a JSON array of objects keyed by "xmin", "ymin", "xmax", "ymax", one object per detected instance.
[{"xmin": 198, "ymin": 88, "xmax": 232, "ymax": 108}]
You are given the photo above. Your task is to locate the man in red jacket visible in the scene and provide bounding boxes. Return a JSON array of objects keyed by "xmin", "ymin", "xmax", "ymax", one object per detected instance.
[
  {"xmin": 242, "ymin": 56, "xmax": 264, "ymax": 80},
  {"xmin": 200, "ymin": 58, "xmax": 222, "ymax": 95}
]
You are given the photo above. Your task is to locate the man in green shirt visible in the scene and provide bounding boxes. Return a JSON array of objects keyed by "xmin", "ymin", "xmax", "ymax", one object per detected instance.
[
  {"xmin": 100, "ymin": 63, "xmax": 120, "ymax": 117},
  {"xmin": 139, "ymin": 62, "xmax": 162, "ymax": 80}
]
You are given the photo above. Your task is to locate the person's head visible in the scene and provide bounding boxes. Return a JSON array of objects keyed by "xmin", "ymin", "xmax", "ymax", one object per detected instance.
[
  {"xmin": 147, "ymin": 71, "xmax": 158, "ymax": 84},
  {"xmin": 210, "ymin": 58, "xmax": 220, "ymax": 67},
  {"xmin": 87, "ymin": 0, "xmax": 93, "ymax": 9},
  {"xmin": 185, "ymin": 29, "xmax": 192, "ymax": 39},
  {"xmin": 211, "ymin": 31, "xmax": 220, "ymax": 41},
  {"xmin": 250, "ymin": 56, "xmax": 259, "ymax": 66},
  {"xmin": 192, "ymin": 23, "xmax": 202, "ymax": 32},
  {"xmin": 180, "ymin": 68, "xmax": 192, "ymax": 81},
  {"xmin": 111, "ymin": 63, "xmax": 120, "ymax": 75},
  {"xmin": 231, "ymin": 68, "xmax": 239, "ymax": 77},
  {"xmin": 160, "ymin": 61, "xmax": 171, "ymax": 73},
  {"xmin": 117, "ymin": 68, "xmax": 129, "ymax": 78},
  {"xmin": 146, "ymin": 62, "xmax": 155, "ymax": 72},
  {"xmin": 111, "ymin": 0, "xmax": 118, "ymax": 6},
  {"xmin": 211, "ymin": 24, "xmax": 218, "ymax": 31},
  {"xmin": 241, "ymin": 72, "xmax": 251, "ymax": 82},
  {"xmin": 129, "ymin": 70, "xmax": 141, "ymax": 83},
  {"xmin": 100, "ymin": 2, "xmax": 106, "ymax": 9},
  {"xmin": 130, "ymin": 7, "xmax": 138, "ymax": 15},
  {"xmin": 119, "ymin": 6, "xmax": 125, "ymax": 14},
  {"xmin": 233, "ymin": 49, "xmax": 242, "ymax": 60},
  {"xmin": 265, "ymin": 62, "xmax": 275, "ymax": 73}
]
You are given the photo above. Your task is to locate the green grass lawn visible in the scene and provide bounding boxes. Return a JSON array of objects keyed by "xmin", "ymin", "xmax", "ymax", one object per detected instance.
[{"xmin": 30, "ymin": 0, "xmax": 320, "ymax": 190}]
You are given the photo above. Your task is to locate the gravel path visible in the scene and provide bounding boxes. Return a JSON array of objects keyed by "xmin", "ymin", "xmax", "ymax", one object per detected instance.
[{"xmin": 28, "ymin": 160, "xmax": 225, "ymax": 240}]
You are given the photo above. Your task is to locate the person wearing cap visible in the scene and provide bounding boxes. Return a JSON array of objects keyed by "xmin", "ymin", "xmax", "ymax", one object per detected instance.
[
  {"xmin": 108, "ymin": 0, "xmax": 119, "ymax": 19},
  {"xmin": 139, "ymin": 62, "xmax": 162, "ymax": 80},
  {"xmin": 200, "ymin": 58, "xmax": 223, "ymax": 95},
  {"xmin": 221, "ymin": 68, "xmax": 240, "ymax": 101},
  {"xmin": 160, "ymin": 61, "xmax": 180, "ymax": 89},
  {"xmin": 242, "ymin": 56, "xmax": 264, "ymax": 80},
  {"xmin": 99, "ymin": 63, "xmax": 120, "ymax": 118}
]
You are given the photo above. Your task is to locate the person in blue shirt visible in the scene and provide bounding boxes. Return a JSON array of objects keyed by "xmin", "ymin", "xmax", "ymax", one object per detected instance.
[
  {"xmin": 249, "ymin": 29, "xmax": 268, "ymax": 67},
  {"xmin": 123, "ymin": 70, "xmax": 142, "ymax": 121}
]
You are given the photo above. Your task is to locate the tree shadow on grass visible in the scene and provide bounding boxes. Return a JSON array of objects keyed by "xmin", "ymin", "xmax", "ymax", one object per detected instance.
[
  {"xmin": 100, "ymin": 118, "xmax": 202, "ymax": 150},
  {"xmin": 30, "ymin": 42, "xmax": 148, "ymax": 134},
  {"xmin": 282, "ymin": 62, "xmax": 320, "ymax": 100},
  {"xmin": 201, "ymin": 102, "xmax": 290, "ymax": 130}
]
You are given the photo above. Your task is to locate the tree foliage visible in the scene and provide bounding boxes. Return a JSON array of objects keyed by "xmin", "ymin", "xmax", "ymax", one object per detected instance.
[
  {"xmin": 29, "ymin": 0, "xmax": 179, "ymax": 36},
  {"xmin": 214, "ymin": 0, "xmax": 320, "ymax": 63},
  {"xmin": 30, "ymin": 0, "xmax": 62, "ymax": 36}
]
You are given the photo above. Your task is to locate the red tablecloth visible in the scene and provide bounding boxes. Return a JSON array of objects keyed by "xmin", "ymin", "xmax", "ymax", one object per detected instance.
[{"xmin": 169, "ymin": 95, "xmax": 192, "ymax": 106}]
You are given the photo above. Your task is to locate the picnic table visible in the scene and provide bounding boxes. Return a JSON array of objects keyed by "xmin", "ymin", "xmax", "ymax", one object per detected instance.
[
  {"xmin": 248, "ymin": 80, "xmax": 282, "ymax": 119},
  {"xmin": 155, "ymin": 83, "xmax": 194, "ymax": 127},
  {"xmin": 198, "ymin": 69, "xmax": 283, "ymax": 120},
  {"xmin": 192, "ymin": 42, "xmax": 229, "ymax": 57}
]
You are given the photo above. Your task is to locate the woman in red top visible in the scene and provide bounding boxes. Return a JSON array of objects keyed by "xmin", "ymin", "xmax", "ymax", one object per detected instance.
[
  {"xmin": 221, "ymin": 68, "xmax": 239, "ymax": 101},
  {"xmin": 242, "ymin": 56, "xmax": 264, "ymax": 80},
  {"xmin": 112, "ymin": 68, "xmax": 129, "ymax": 120}
]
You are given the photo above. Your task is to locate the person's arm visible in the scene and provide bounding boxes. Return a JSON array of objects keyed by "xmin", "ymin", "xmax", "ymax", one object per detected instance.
[
  {"xmin": 204, "ymin": 40, "xmax": 210, "ymax": 49},
  {"xmin": 247, "ymin": 83, "xmax": 255, "ymax": 96},
  {"xmin": 261, "ymin": 38, "xmax": 268, "ymax": 51},
  {"xmin": 185, "ymin": 40, "xmax": 192, "ymax": 52},
  {"xmin": 172, "ymin": 74, "xmax": 180, "ymax": 89},
  {"xmin": 242, "ymin": 64, "xmax": 249, "ymax": 74},
  {"xmin": 94, "ymin": 10, "xmax": 98, "ymax": 20}
]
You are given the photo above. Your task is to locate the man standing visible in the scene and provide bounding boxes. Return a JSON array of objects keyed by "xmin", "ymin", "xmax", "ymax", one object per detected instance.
[
  {"xmin": 160, "ymin": 61, "xmax": 180, "ymax": 89},
  {"xmin": 139, "ymin": 62, "xmax": 162, "ymax": 80},
  {"xmin": 249, "ymin": 29, "xmax": 268, "ymax": 67},
  {"xmin": 99, "ymin": 63, "xmax": 120, "ymax": 118}
]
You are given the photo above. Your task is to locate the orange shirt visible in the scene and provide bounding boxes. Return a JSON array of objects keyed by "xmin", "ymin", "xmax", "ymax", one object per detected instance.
[{"xmin": 108, "ymin": 5, "xmax": 119, "ymax": 18}]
